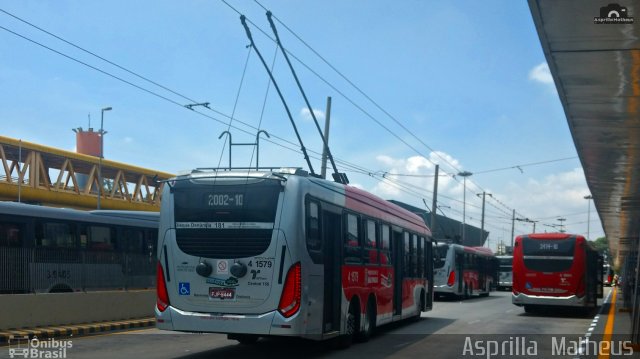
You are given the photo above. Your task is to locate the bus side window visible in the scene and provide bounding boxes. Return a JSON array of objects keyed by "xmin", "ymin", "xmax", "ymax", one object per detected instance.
[
  {"xmin": 0, "ymin": 222, "xmax": 23, "ymax": 247},
  {"xmin": 403, "ymin": 232, "xmax": 411, "ymax": 277},
  {"xmin": 411, "ymin": 234, "xmax": 418, "ymax": 277},
  {"xmin": 344, "ymin": 213, "xmax": 361, "ymax": 264},
  {"xmin": 36, "ymin": 222, "xmax": 76, "ymax": 248},
  {"xmin": 124, "ymin": 228, "xmax": 145, "ymax": 254},
  {"xmin": 146, "ymin": 229, "xmax": 158, "ymax": 257},
  {"xmin": 379, "ymin": 224, "xmax": 391, "ymax": 265},
  {"xmin": 364, "ymin": 219, "xmax": 378, "ymax": 264},
  {"xmin": 87, "ymin": 225, "xmax": 115, "ymax": 251},
  {"xmin": 306, "ymin": 200, "xmax": 322, "ymax": 264},
  {"xmin": 417, "ymin": 237, "xmax": 423, "ymax": 277}
]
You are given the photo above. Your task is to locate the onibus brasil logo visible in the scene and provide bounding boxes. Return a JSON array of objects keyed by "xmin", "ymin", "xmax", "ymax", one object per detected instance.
[{"xmin": 8, "ymin": 336, "xmax": 72, "ymax": 358}]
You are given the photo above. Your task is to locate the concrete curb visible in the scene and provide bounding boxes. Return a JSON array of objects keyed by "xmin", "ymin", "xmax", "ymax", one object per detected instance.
[{"xmin": 0, "ymin": 318, "xmax": 155, "ymax": 345}]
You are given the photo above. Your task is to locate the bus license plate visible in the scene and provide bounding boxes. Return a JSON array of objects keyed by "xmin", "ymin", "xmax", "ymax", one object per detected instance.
[{"xmin": 209, "ymin": 287, "xmax": 235, "ymax": 300}]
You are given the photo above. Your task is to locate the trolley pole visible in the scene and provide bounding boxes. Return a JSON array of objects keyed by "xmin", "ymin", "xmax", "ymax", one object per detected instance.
[
  {"xmin": 431, "ymin": 165, "xmax": 439, "ymax": 238},
  {"xmin": 480, "ymin": 192, "xmax": 486, "ymax": 246},
  {"xmin": 510, "ymin": 209, "xmax": 516, "ymax": 250},
  {"xmin": 320, "ymin": 97, "xmax": 332, "ymax": 179}
]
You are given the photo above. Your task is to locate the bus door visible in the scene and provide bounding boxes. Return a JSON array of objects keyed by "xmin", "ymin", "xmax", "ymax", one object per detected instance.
[
  {"xmin": 392, "ymin": 230, "xmax": 404, "ymax": 315},
  {"xmin": 477, "ymin": 257, "xmax": 486, "ymax": 291},
  {"xmin": 586, "ymin": 250, "xmax": 604, "ymax": 301},
  {"xmin": 456, "ymin": 252, "xmax": 464, "ymax": 293},
  {"xmin": 322, "ymin": 210, "xmax": 342, "ymax": 333},
  {"xmin": 597, "ymin": 254, "xmax": 604, "ymax": 298},
  {"xmin": 425, "ymin": 239, "xmax": 434, "ymax": 310}
]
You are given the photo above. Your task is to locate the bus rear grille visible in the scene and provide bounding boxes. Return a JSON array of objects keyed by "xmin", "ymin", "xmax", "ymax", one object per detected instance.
[{"xmin": 176, "ymin": 229, "xmax": 272, "ymax": 259}]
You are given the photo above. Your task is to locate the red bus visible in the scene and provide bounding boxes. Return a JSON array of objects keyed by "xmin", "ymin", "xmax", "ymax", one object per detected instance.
[
  {"xmin": 156, "ymin": 168, "xmax": 434, "ymax": 347},
  {"xmin": 512, "ymin": 233, "xmax": 603, "ymax": 312}
]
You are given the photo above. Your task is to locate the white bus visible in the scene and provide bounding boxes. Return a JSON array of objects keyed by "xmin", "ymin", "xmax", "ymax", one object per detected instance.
[
  {"xmin": 433, "ymin": 242, "xmax": 498, "ymax": 299},
  {"xmin": 497, "ymin": 255, "xmax": 513, "ymax": 290},
  {"xmin": 0, "ymin": 201, "xmax": 158, "ymax": 293},
  {"xmin": 155, "ymin": 168, "xmax": 434, "ymax": 346}
]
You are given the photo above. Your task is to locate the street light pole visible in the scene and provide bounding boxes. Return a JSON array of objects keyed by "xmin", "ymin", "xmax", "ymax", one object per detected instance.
[
  {"xmin": 584, "ymin": 195, "xmax": 593, "ymax": 240},
  {"xmin": 97, "ymin": 106, "xmax": 112, "ymax": 210},
  {"xmin": 458, "ymin": 171, "xmax": 472, "ymax": 244}
]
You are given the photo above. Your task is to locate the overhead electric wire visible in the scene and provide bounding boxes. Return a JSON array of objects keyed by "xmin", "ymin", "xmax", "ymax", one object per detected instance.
[
  {"xmin": 472, "ymin": 156, "xmax": 579, "ymax": 175},
  {"xmin": 3, "ymin": 5, "xmax": 562, "ymax": 237},
  {"xmin": 255, "ymin": 5, "xmax": 532, "ymax": 221},
  {"xmin": 0, "ymin": 17, "xmax": 374, "ymax": 180},
  {"xmin": 218, "ymin": 46, "xmax": 253, "ymax": 168},
  {"xmin": 252, "ymin": 0, "xmax": 463, "ymax": 175},
  {"xmin": 0, "ymin": 8, "xmax": 228, "ymax": 118},
  {"xmin": 219, "ymin": 1, "xmax": 465, "ymax": 178},
  {"xmin": 1, "ymin": 9, "xmax": 467, "ymax": 221}
]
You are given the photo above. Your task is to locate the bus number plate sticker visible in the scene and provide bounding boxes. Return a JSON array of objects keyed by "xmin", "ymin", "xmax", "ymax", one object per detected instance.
[{"xmin": 209, "ymin": 287, "xmax": 235, "ymax": 300}]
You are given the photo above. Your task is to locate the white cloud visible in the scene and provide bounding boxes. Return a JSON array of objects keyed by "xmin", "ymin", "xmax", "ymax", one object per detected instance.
[
  {"xmin": 300, "ymin": 108, "xmax": 325, "ymax": 121},
  {"xmin": 123, "ymin": 137, "xmax": 134, "ymax": 144},
  {"xmin": 529, "ymin": 62, "xmax": 554, "ymax": 85},
  {"xmin": 366, "ymin": 152, "xmax": 603, "ymax": 245}
]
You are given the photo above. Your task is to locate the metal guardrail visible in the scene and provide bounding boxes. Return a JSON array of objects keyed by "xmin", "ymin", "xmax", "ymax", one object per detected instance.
[{"xmin": 0, "ymin": 247, "xmax": 155, "ymax": 293}]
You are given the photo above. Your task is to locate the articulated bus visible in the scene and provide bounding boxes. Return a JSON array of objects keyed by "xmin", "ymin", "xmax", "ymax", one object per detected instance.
[
  {"xmin": 497, "ymin": 255, "xmax": 513, "ymax": 290},
  {"xmin": 155, "ymin": 168, "xmax": 434, "ymax": 346},
  {"xmin": 0, "ymin": 201, "xmax": 158, "ymax": 293},
  {"xmin": 433, "ymin": 242, "xmax": 498, "ymax": 298},
  {"xmin": 512, "ymin": 233, "xmax": 603, "ymax": 312}
]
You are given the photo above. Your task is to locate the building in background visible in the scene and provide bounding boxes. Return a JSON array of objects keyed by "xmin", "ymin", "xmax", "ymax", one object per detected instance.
[{"xmin": 388, "ymin": 200, "xmax": 489, "ymax": 247}]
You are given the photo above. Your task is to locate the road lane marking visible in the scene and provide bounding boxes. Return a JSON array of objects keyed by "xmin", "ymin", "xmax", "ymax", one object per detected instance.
[{"xmin": 598, "ymin": 286, "xmax": 617, "ymax": 359}]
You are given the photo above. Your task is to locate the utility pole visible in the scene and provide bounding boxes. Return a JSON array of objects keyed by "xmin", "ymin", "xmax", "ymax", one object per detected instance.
[
  {"xmin": 320, "ymin": 97, "xmax": 332, "ymax": 179},
  {"xmin": 584, "ymin": 195, "xmax": 593, "ymax": 240},
  {"xmin": 457, "ymin": 171, "xmax": 473, "ymax": 244},
  {"xmin": 510, "ymin": 209, "xmax": 515, "ymax": 249},
  {"xmin": 431, "ymin": 165, "xmax": 439, "ymax": 238},
  {"xmin": 479, "ymin": 192, "xmax": 486, "ymax": 246}
]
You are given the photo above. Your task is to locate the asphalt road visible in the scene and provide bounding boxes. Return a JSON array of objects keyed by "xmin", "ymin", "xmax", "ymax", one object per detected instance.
[{"xmin": 2, "ymin": 289, "xmax": 609, "ymax": 359}]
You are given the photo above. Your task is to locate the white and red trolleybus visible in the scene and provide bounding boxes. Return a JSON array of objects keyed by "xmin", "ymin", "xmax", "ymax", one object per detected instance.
[
  {"xmin": 512, "ymin": 233, "xmax": 603, "ymax": 312},
  {"xmin": 433, "ymin": 243, "xmax": 498, "ymax": 298},
  {"xmin": 155, "ymin": 168, "xmax": 434, "ymax": 346}
]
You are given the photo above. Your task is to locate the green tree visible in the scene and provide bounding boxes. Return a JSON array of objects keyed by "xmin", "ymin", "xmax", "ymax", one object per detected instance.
[{"xmin": 591, "ymin": 236, "xmax": 609, "ymax": 254}]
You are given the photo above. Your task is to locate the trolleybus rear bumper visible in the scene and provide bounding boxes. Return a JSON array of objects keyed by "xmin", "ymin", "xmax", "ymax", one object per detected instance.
[
  {"xmin": 512, "ymin": 292, "xmax": 585, "ymax": 307},
  {"xmin": 434, "ymin": 284, "xmax": 457, "ymax": 295},
  {"xmin": 155, "ymin": 305, "xmax": 301, "ymax": 336}
]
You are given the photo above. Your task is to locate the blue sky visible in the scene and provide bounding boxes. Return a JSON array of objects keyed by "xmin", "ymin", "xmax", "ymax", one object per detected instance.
[{"xmin": 0, "ymin": 1, "xmax": 604, "ymax": 249}]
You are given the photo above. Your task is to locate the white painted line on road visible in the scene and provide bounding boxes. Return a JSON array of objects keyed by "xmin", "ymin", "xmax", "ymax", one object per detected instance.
[
  {"xmin": 587, "ymin": 327, "xmax": 594, "ymax": 332},
  {"xmin": 468, "ymin": 320, "xmax": 480, "ymax": 325}
]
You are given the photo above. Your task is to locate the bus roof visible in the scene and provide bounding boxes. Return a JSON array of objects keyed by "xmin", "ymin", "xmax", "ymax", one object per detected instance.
[
  {"xmin": 171, "ymin": 168, "xmax": 431, "ymax": 237},
  {"xmin": 0, "ymin": 201, "xmax": 158, "ymax": 228},
  {"xmin": 517, "ymin": 233, "xmax": 586, "ymax": 241},
  {"xmin": 436, "ymin": 243, "xmax": 495, "ymax": 257}
]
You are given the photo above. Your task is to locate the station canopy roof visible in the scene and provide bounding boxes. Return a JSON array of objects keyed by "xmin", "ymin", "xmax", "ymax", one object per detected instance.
[{"xmin": 528, "ymin": 1, "xmax": 640, "ymax": 267}]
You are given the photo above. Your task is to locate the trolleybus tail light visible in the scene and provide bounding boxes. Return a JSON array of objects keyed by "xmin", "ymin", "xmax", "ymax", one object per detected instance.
[
  {"xmin": 278, "ymin": 262, "xmax": 301, "ymax": 318},
  {"xmin": 157, "ymin": 262, "xmax": 170, "ymax": 312},
  {"xmin": 447, "ymin": 271, "xmax": 456, "ymax": 287}
]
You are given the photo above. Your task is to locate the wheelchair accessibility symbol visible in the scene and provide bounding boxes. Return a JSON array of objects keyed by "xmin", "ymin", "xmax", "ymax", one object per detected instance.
[{"xmin": 179, "ymin": 282, "xmax": 190, "ymax": 295}]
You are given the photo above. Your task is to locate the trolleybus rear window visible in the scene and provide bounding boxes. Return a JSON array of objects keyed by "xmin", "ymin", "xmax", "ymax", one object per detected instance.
[
  {"xmin": 498, "ymin": 257, "xmax": 512, "ymax": 271},
  {"xmin": 522, "ymin": 237, "xmax": 575, "ymax": 272},
  {"xmin": 172, "ymin": 180, "xmax": 281, "ymax": 259},
  {"xmin": 433, "ymin": 244, "xmax": 448, "ymax": 269}
]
